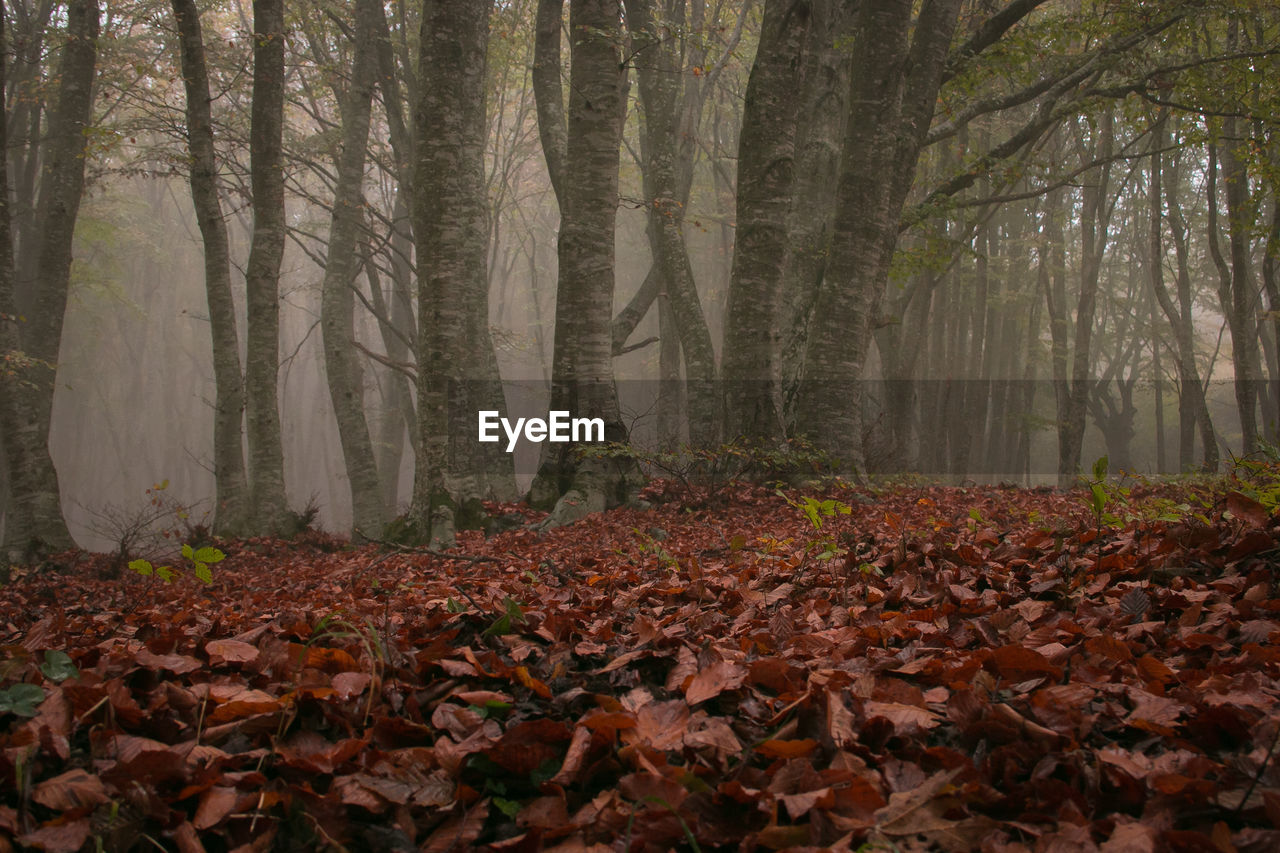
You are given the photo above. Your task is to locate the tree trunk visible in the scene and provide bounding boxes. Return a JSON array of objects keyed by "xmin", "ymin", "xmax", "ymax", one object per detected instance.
[
  {"xmin": 529, "ymin": 0, "xmax": 639, "ymax": 515},
  {"xmin": 244, "ymin": 0, "xmax": 290, "ymax": 534},
  {"xmin": 0, "ymin": 0, "xmax": 98, "ymax": 554},
  {"xmin": 1208, "ymin": 129, "xmax": 1262, "ymax": 456},
  {"xmin": 170, "ymin": 0, "xmax": 249, "ymax": 535},
  {"xmin": 721, "ymin": 0, "xmax": 811, "ymax": 443},
  {"xmin": 794, "ymin": 0, "xmax": 962, "ymax": 475},
  {"xmin": 321, "ymin": 0, "xmax": 385, "ymax": 540},
  {"xmin": 1151, "ymin": 116, "xmax": 1216, "ymax": 472},
  {"xmin": 410, "ymin": 0, "xmax": 514, "ymax": 547},
  {"xmin": 1162, "ymin": 135, "xmax": 1218, "ymax": 468},
  {"xmin": 780, "ymin": 0, "xmax": 851, "ymax": 428},
  {"xmin": 624, "ymin": 0, "xmax": 718, "ymax": 448}
]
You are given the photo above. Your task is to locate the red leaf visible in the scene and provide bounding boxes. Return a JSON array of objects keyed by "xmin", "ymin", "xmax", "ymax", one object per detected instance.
[
  {"xmin": 1226, "ymin": 491, "xmax": 1270, "ymax": 527},
  {"xmin": 987, "ymin": 644, "xmax": 1062, "ymax": 683},
  {"xmin": 17, "ymin": 818, "xmax": 91, "ymax": 853},
  {"xmin": 32, "ymin": 769, "xmax": 109, "ymax": 811},
  {"xmin": 684, "ymin": 659, "xmax": 747, "ymax": 705},
  {"xmin": 205, "ymin": 639, "xmax": 260, "ymax": 665},
  {"xmin": 192, "ymin": 786, "xmax": 239, "ymax": 830}
]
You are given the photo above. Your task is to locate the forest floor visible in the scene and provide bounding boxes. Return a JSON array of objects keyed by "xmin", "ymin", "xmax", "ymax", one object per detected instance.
[{"xmin": 2, "ymin": 469, "xmax": 1280, "ymax": 852}]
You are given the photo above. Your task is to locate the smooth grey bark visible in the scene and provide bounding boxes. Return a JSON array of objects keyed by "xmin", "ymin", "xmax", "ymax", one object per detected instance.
[
  {"xmin": 320, "ymin": 0, "xmax": 385, "ymax": 540},
  {"xmin": 1208, "ymin": 130, "xmax": 1262, "ymax": 456},
  {"xmin": 362, "ymin": 218, "xmax": 417, "ymax": 515},
  {"xmin": 0, "ymin": 0, "xmax": 97, "ymax": 554},
  {"xmin": 411, "ymin": 0, "xmax": 514, "ymax": 547},
  {"xmin": 529, "ymin": 0, "xmax": 638, "ymax": 513},
  {"xmin": 1150, "ymin": 117, "xmax": 1216, "ymax": 472},
  {"xmin": 170, "ymin": 0, "xmax": 249, "ymax": 535},
  {"xmin": 780, "ymin": 0, "xmax": 851, "ymax": 424},
  {"xmin": 624, "ymin": 0, "xmax": 718, "ymax": 448},
  {"xmin": 244, "ymin": 0, "xmax": 290, "ymax": 534},
  {"xmin": 1045, "ymin": 111, "xmax": 1113, "ymax": 486},
  {"xmin": 721, "ymin": 0, "xmax": 811, "ymax": 443},
  {"xmin": 793, "ymin": 0, "xmax": 963, "ymax": 475},
  {"xmin": 532, "ymin": 0, "xmax": 568, "ymax": 203}
]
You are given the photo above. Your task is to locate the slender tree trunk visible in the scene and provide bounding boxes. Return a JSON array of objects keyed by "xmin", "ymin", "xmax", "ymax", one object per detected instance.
[
  {"xmin": 1209, "ymin": 126, "xmax": 1262, "ymax": 455},
  {"xmin": 1150, "ymin": 117, "xmax": 1216, "ymax": 471},
  {"xmin": 625, "ymin": 0, "xmax": 718, "ymax": 448},
  {"xmin": 410, "ymin": 0, "xmax": 514, "ymax": 547},
  {"xmin": 170, "ymin": 0, "xmax": 249, "ymax": 535},
  {"xmin": 1056, "ymin": 111, "xmax": 1114, "ymax": 485},
  {"xmin": 1163, "ymin": 138, "xmax": 1217, "ymax": 471},
  {"xmin": 721, "ymin": 0, "xmax": 811, "ymax": 443},
  {"xmin": 321, "ymin": 0, "xmax": 385, "ymax": 540},
  {"xmin": 244, "ymin": 0, "xmax": 290, "ymax": 534},
  {"xmin": 1264, "ymin": 190, "xmax": 1280, "ymax": 441},
  {"xmin": 0, "ymin": 0, "xmax": 97, "ymax": 554}
]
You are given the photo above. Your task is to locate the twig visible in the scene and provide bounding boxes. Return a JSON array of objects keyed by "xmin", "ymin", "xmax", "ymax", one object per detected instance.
[{"xmin": 1233, "ymin": 718, "xmax": 1280, "ymax": 817}]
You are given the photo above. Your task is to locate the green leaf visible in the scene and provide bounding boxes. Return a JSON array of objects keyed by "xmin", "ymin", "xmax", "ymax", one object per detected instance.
[
  {"xmin": 969, "ymin": 508, "xmax": 983, "ymax": 522},
  {"xmin": 446, "ymin": 597, "xmax": 465, "ymax": 613},
  {"xmin": 1092, "ymin": 455, "xmax": 1109, "ymax": 482},
  {"xmin": 504, "ymin": 597, "xmax": 526, "ymax": 624},
  {"xmin": 0, "ymin": 683, "xmax": 46, "ymax": 716},
  {"xmin": 128, "ymin": 559, "xmax": 153, "ymax": 576},
  {"xmin": 1090, "ymin": 483, "xmax": 1108, "ymax": 516},
  {"xmin": 181, "ymin": 543, "xmax": 194, "ymax": 561},
  {"xmin": 194, "ymin": 547, "xmax": 225, "ymax": 565},
  {"xmin": 493, "ymin": 797, "xmax": 521, "ymax": 818},
  {"xmin": 38, "ymin": 650, "xmax": 79, "ymax": 683},
  {"xmin": 483, "ymin": 614, "xmax": 512, "ymax": 637},
  {"xmin": 156, "ymin": 566, "xmax": 177, "ymax": 582},
  {"xmin": 194, "ymin": 563, "xmax": 213, "ymax": 585}
]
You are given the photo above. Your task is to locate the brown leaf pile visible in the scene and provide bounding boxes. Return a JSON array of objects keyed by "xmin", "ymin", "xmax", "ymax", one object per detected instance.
[{"xmin": 2, "ymin": 480, "xmax": 1279, "ymax": 852}]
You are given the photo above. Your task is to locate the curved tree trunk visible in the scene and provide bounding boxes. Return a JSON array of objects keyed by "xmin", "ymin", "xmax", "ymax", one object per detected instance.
[
  {"xmin": 321, "ymin": 0, "xmax": 385, "ymax": 540},
  {"xmin": 244, "ymin": 0, "xmax": 290, "ymax": 534},
  {"xmin": 794, "ymin": 0, "xmax": 962, "ymax": 475},
  {"xmin": 0, "ymin": 0, "xmax": 98, "ymax": 554},
  {"xmin": 625, "ymin": 0, "xmax": 718, "ymax": 449},
  {"xmin": 170, "ymin": 0, "xmax": 249, "ymax": 535},
  {"xmin": 721, "ymin": 0, "xmax": 811, "ymax": 443}
]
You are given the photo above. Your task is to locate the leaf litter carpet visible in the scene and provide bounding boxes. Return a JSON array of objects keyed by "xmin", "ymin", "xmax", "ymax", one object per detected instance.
[{"xmin": 2, "ymin": 481, "xmax": 1280, "ymax": 852}]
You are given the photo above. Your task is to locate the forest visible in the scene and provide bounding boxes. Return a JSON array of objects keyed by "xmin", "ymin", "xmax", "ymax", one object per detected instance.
[
  {"xmin": 3, "ymin": 0, "xmax": 1280, "ymax": 850},
  {"xmin": 0, "ymin": 0, "xmax": 1275, "ymax": 548}
]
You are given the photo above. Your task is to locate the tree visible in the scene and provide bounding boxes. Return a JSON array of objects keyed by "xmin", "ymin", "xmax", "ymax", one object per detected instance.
[
  {"xmin": 529, "ymin": 0, "xmax": 639, "ymax": 515},
  {"xmin": 621, "ymin": 0, "xmax": 724, "ymax": 450},
  {"xmin": 791, "ymin": 0, "xmax": 964, "ymax": 475},
  {"xmin": 244, "ymin": 0, "xmax": 290, "ymax": 534},
  {"xmin": 721, "ymin": 0, "xmax": 811, "ymax": 443},
  {"xmin": 409, "ymin": 0, "xmax": 515, "ymax": 547},
  {"xmin": 318, "ymin": 0, "xmax": 386, "ymax": 539},
  {"xmin": 0, "ymin": 0, "xmax": 99, "ymax": 554},
  {"xmin": 170, "ymin": 0, "xmax": 250, "ymax": 535}
]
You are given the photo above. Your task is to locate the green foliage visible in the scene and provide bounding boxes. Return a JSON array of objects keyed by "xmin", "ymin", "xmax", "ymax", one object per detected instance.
[
  {"xmin": 779, "ymin": 490, "xmax": 853, "ymax": 563},
  {"xmin": 38, "ymin": 650, "xmax": 80, "ymax": 683},
  {"xmin": 482, "ymin": 596, "xmax": 527, "ymax": 637},
  {"xmin": 0, "ymin": 683, "xmax": 45, "ymax": 717},
  {"xmin": 128, "ymin": 542, "xmax": 224, "ymax": 585},
  {"xmin": 1229, "ymin": 450, "xmax": 1280, "ymax": 514}
]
